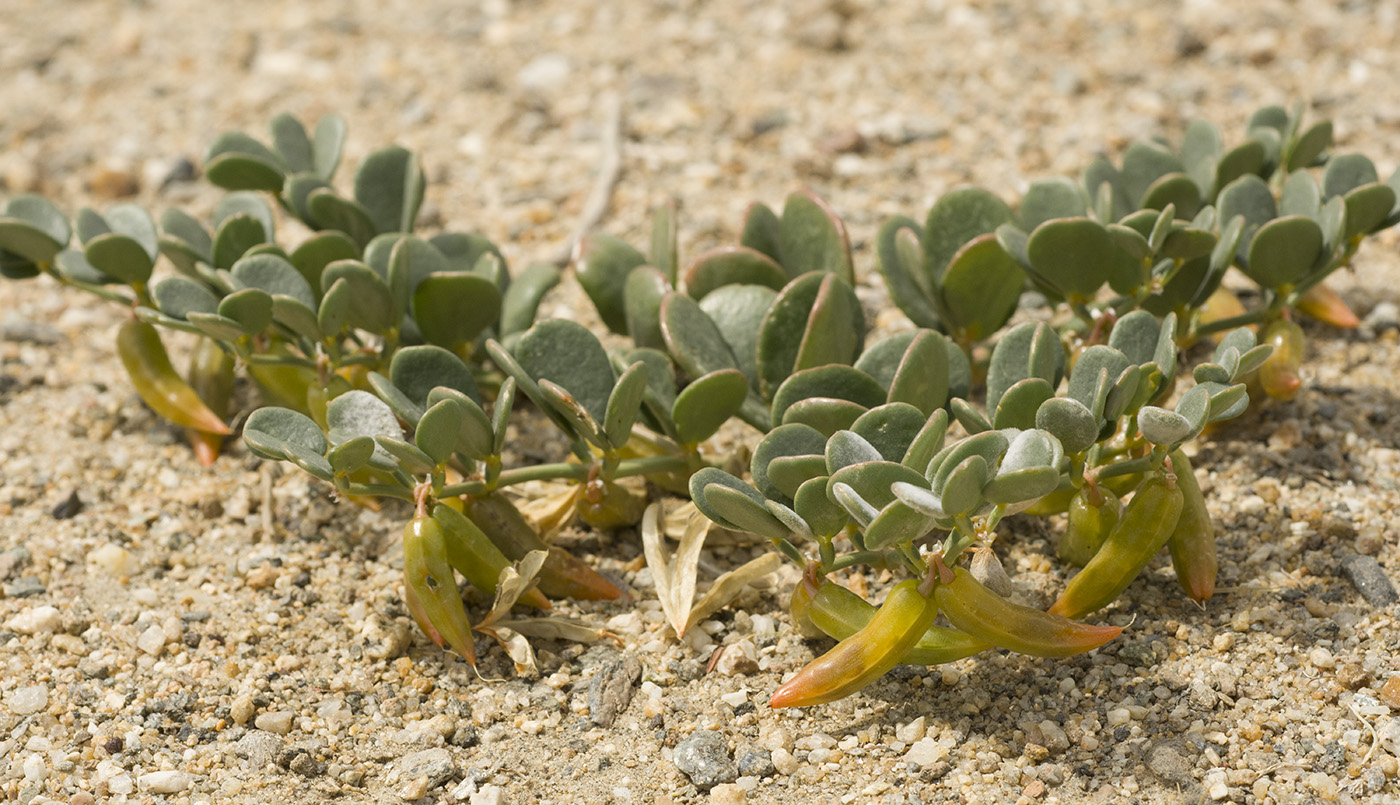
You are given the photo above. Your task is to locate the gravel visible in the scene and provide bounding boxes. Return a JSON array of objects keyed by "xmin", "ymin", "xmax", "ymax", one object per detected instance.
[{"xmin": 4, "ymin": 0, "xmax": 1400, "ymax": 803}]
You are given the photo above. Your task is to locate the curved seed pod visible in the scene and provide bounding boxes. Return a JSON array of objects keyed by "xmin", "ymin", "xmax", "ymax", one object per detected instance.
[
  {"xmin": 1256, "ymin": 318, "xmax": 1304, "ymax": 401},
  {"xmin": 769, "ymin": 578, "xmax": 938, "ymax": 708},
  {"xmin": 788, "ymin": 566, "xmax": 828, "ymax": 640},
  {"xmin": 402, "ymin": 516, "xmax": 476, "ymax": 665},
  {"xmin": 183, "ymin": 336, "xmax": 236, "ymax": 465},
  {"xmin": 1048, "ymin": 474, "xmax": 1184, "ymax": 619},
  {"xmin": 1059, "ymin": 483, "xmax": 1121, "ymax": 567},
  {"xmin": 935, "ymin": 566, "xmax": 1121, "ymax": 657},
  {"xmin": 806, "ymin": 574, "xmax": 988, "ymax": 665},
  {"xmin": 1295, "ymin": 283, "xmax": 1359, "ymax": 329},
  {"xmin": 1021, "ymin": 486, "xmax": 1075, "ymax": 516},
  {"xmin": 432, "ymin": 503, "xmax": 550, "ymax": 610},
  {"xmin": 465, "ymin": 493, "xmax": 624, "ymax": 601},
  {"xmin": 116, "ymin": 320, "xmax": 231, "ymax": 434},
  {"xmin": 1165, "ymin": 450, "xmax": 1216, "ymax": 603}
]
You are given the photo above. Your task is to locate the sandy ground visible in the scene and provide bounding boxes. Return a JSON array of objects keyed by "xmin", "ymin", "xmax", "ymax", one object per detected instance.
[{"xmin": 4, "ymin": 1, "xmax": 1400, "ymax": 803}]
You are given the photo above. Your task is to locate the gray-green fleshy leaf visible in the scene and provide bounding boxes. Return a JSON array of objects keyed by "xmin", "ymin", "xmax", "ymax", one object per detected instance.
[
  {"xmin": 354, "ymin": 145, "xmax": 424, "ymax": 235},
  {"xmin": 938, "ymin": 455, "xmax": 988, "ymax": 516},
  {"xmin": 574, "ymin": 233, "xmax": 648, "ymax": 334},
  {"xmin": 244, "ymin": 406, "xmax": 327, "ymax": 461},
  {"xmin": 1323, "ymin": 153, "xmax": 1379, "ymax": 200},
  {"xmin": 660, "ymin": 291, "xmax": 740, "ymax": 380},
  {"xmin": 392, "ymin": 344, "xmax": 481, "ymax": 408},
  {"xmin": 781, "ymin": 398, "xmax": 868, "ymax": 436},
  {"xmin": 739, "ymin": 201, "xmax": 782, "ymax": 263},
  {"xmin": 683, "ymin": 246, "xmax": 787, "ymax": 299},
  {"xmin": 949, "ymin": 398, "xmax": 992, "ymax": 435},
  {"xmin": 153, "ymin": 276, "xmax": 220, "ymax": 320},
  {"xmin": 500, "ymin": 262, "xmax": 562, "ymax": 340},
  {"xmin": 673, "ymin": 369, "xmax": 748, "ymax": 446},
  {"xmin": 426, "ymin": 388, "xmax": 493, "ymax": 461},
  {"xmin": 211, "ymin": 214, "xmax": 269, "ymax": 270},
  {"xmin": 864, "ymin": 499, "xmax": 936, "ymax": 550},
  {"xmin": 311, "ymin": 115, "xmax": 348, "ymax": 181},
  {"xmin": 374, "ymin": 436, "xmax": 437, "ymax": 475},
  {"xmin": 986, "ymin": 321, "xmax": 1063, "ymax": 414},
  {"xmin": 204, "ymin": 131, "xmax": 285, "ymax": 192},
  {"xmin": 326, "ymin": 390, "xmax": 403, "ymax": 469},
  {"xmin": 368, "ymin": 371, "xmax": 425, "ymax": 427},
  {"xmin": 84, "ymin": 233, "xmax": 153, "ymax": 285},
  {"xmin": 306, "ymin": 189, "xmax": 378, "ymax": 249},
  {"xmin": 603, "ymin": 361, "xmax": 649, "ymax": 450},
  {"xmin": 289, "ymin": 231, "xmax": 358, "ymax": 299},
  {"xmin": 1286, "ymin": 120, "xmax": 1332, "ymax": 172},
  {"xmin": 326, "ymin": 436, "xmax": 375, "ymax": 474},
  {"xmin": 875, "ymin": 216, "xmax": 940, "ymax": 330},
  {"xmin": 1137, "ymin": 406, "xmax": 1192, "ymax": 447},
  {"xmin": 231, "ymin": 253, "xmax": 317, "ymax": 309},
  {"xmin": 939, "ymin": 234, "xmax": 1024, "ymax": 341},
  {"xmin": 623, "ymin": 265, "xmax": 671, "ymax": 351},
  {"xmin": 318, "ymin": 260, "xmax": 397, "ymax": 334},
  {"xmin": 992, "ymin": 378, "xmax": 1054, "ymax": 431},
  {"xmin": 1244, "ymin": 215, "xmax": 1323, "ymax": 289},
  {"xmin": 751, "ymin": 422, "xmax": 828, "ymax": 503},
  {"xmin": 850, "ymin": 403, "xmax": 928, "ymax": 464},
  {"xmin": 1217, "ymin": 175, "xmax": 1278, "ymax": 261},
  {"xmin": 1019, "ymin": 177, "xmax": 1087, "ymax": 232},
  {"xmin": 792, "ymin": 273, "xmax": 863, "ymax": 372},
  {"xmin": 270, "ymin": 114, "xmax": 315, "ymax": 176},
  {"xmin": 412, "ymin": 272, "xmax": 502, "ymax": 351},
  {"xmin": 513, "ymin": 319, "xmax": 615, "ymax": 424},
  {"xmin": 777, "ymin": 190, "xmax": 853, "ymax": 283},
  {"xmin": 825, "ymin": 429, "xmax": 882, "ymax": 474},
  {"xmin": 923, "ymin": 187, "xmax": 1013, "ymax": 283},
  {"xmin": 766, "ymin": 455, "xmax": 828, "ymax": 500},
  {"xmin": 1035, "ymin": 397, "xmax": 1098, "ymax": 455},
  {"xmin": 1280, "ymin": 171, "xmax": 1322, "ymax": 218},
  {"xmin": 415, "ymin": 399, "xmax": 464, "ymax": 466},
  {"xmin": 794, "ymin": 475, "xmax": 848, "ymax": 537},
  {"xmin": 770, "ymin": 365, "xmax": 885, "ymax": 426},
  {"xmin": 901, "ymin": 408, "xmax": 949, "ymax": 474},
  {"xmin": 1025, "ymin": 217, "xmax": 1126, "ymax": 299},
  {"xmin": 828, "ymin": 460, "xmax": 928, "ymax": 512},
  {"xmin": 688, "ymin": 468, "xmax": 760, "ymax": 532},
  {"xmin": 698, "ymin": 284, "xmax": 777, "ymax": 390},
  {"xmin": 217, "ymin": 287, "xmax": 273, "ymax": 334}
]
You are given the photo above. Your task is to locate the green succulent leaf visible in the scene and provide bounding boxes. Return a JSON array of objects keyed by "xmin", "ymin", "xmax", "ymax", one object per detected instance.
[
  {"xmin": 781, "ymin": 398, "xmax": 868, "ymax": 435},
  {"xmin": 326, "ymin": 436, "xmax": 375, "ymax": 474},
  {"xmin": 1286, "ymin": 120, "xmax": 1332, "ymax": 172},
  {"xmin": 1035, "ymin": 397, "xmax": 1099, "ymax": 455},
  {"xmin": 311, "ymin": 115, "xmax": 348, "ymax": 181},
  {"xmin": 289, "ymin": 231, "xmax": 358, "ymax": 298},
  {"xmin": 318, "ymin": 260, "xmax": 397, "ymax": 334},
  {"xmin": 1181, "ymin": 120, "xmax": 1223, "ymax": 197},
  {"xmin": 243, "ymin": 406, "xmax": 327, "ymax": 462},
  {"xmin": 948, "ymin": 398, "xmax": 992, "ymax": 435},
  {"xmin": 574, "ymin": 233, "xmax": 649, "ymax": 334},
  {"xmin": 412, "ymin": 272, "xmax": 503, "ymax": 352},
  {"xmin": 864, "ymin": 500, "xmax": 936, "ymax": 550},
  {"xmin": 986, "ymin": 321, "xmax": 1063, "ymax": 414},
  {"xmin": 1244, "ymin": 215, "xmax": 1324, "ymax": 289},
  {"xmin": 901, "ymin": 408, "xmax": 950, "ymax": 474},
  {"xmin": 355, "ymin": 145, "xmax": 424, "ymax": 235},
  {"xmin": 766, "ymin": 455, "xmax": 829, "ymax": 500},
  {"xmin": 1217, "ymin": 175, "xmax": 1278, "ymax": 262},
  {"xmin": 1138, "ymin": 406, "xmax": 1192, "ymax": 447},
  {"xmin": 688, "ymin": 468, "xmax": 761, "ymax": 532},
  {"xmin": 1323, "ymin": 153, "xmax": 1379, "ymax": 200},
  {"xmin": 513, "ymin": 319, "xmax": 615, "ymax": 425},
  {"xmin": 752, "ymin": 423, "xmax": 829, "ymax": 503},
  {"xmin": 875, "ymin": 217, "xmax": 940, "ymax": 330},
  {"xmin": 660, "ymin": 292, "xmax": 740, "ymax": 378},
  {"xmin": 1280, "ymin": 171, "xmax": 1322, "ymax": 218},
  {"xmin": 603, "ymin": 361, "xmax": 650, "ymax": 450},
  {"xmin": 1025, "ymin": 217, "xmax": 1130, "ymax": 300},
  {"xmin": 1342, "ymin": 184, "xmax": 1397, "ymax": 240},
  {"xmin": 739, "ymin": 201, "xmax": 782, "ymax": 263},
  {"xmin": 939, "ymin": 455, "xmax": 988, "ymax": 516},
  {"xmin": 1019, "ymin": 177, "xmax": 1088, "ymax": 232},
  {"xmin": 673, "ymin": 369, "xmax": 749, "ymax": 446},
  {"xmin": 426, "ymin": 388, "xmax": 494, "ymax": 461},
  {"xmin": 326, "ymin": 390, "xmax": 404, "ymax": 470},
  {"xmin": 794, "ymin": 475, "xmax": 849, "ymax": 537},
  {"xmin": 939, "ymin": 234, "xmax": 1024, "ymax": 341},
  {"xmin": 623, "ymin": 265, "xmax": 672, "ymax": 351},
  {"xmin": 778, "ymin": 190, "xmax": 854, "ymax": 283},
  {"xmin": 84, "ymin": 233, "xmax": 153, "ymax": 285},
  {"xmin": 231, "ymin": 253, "xmax": 317, "ymax": 310},
  {"xmin": 850, "ymin": 403, "xmax": 928, "ymax": 464},
  {"xmin": 828, "ymin": 460, "xmax": 928, "ymax": 512},
  {"xmin": 375, "ymin": 436, "xmax": 437, "ymax": 475},
  {"xmin": 153, "ymin": 276, "xmax": 220, "ymax": 320},
  {"xmin": 1081, "ymin": 157, "xmax": 1130, "ymax": 221},
  {"xmin": 923, "ymin": 187, "xmax": 1013, "ymax": 283},
  {"xmin": 1121, "ymin": 141, "xmax": 1185, "ymax": 208},
  {"xmin": 684, "ymin": 246, "xmax": 787, "ymax": 300},
  {"xmin": 792, "ymin": 273, "xmax": 864, "ymax": 373},
  {"xmin": 500, "ymin": 263, "xmax": 562, "ymax": 340},
  {"xmin": 698, "ymin": 284, "xmax": 778, "ymax": 390},
  {"xmin": 217, "ymin": 287, "xmax": 273, "ymax": 334},
  {"xmin": 205, "ymin": 131, "xmax": 285, "ymax": 192},
  {"xmin": 770, "ymin": 365, "xmax": 885, "ymax": 426},
  {"xmin": 825, "ymin": 429, "xmax": 882, "ymax": 474},
  {"xmin": 392, "ymin": 344, "xmax": 481, "ymax": 408},
  {"xmin": 212, "ymin": 214, "xmax": 270, "ymax": 270},
  {"xmin": 992, "ymin": 378, "xmax": 1055, "ymax": 431},
  {"xmin": 415, "ymin": 399, "xmax": 464, "ymax": 466},
  {"xmin": 306, "ymin": 189, "xmax": 378, "ymax": 249}
]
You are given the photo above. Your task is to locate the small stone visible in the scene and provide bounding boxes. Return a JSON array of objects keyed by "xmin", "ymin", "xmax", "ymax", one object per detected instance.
[
  {"xmin": 235, "ymin": 730, "xmax": 283, "ymax": 770},
  {"xmin": 89, "ymin": 544, "xmax": 137, "ymax": 577},
  {"xmin": 1340, "ymin": 555, "xmax": 1398, "ymax": 607},
  {"xmin": 6, "ymin": 685, "xmax": 48, "ymax": 715},
  {"xmin": 136, "ymin": 624, "xmax": 166, "ymax": 656},
  {"xmin": 231, "ymin": 694, "xmax": 255, "ymax": 726},
  {"xmin": 1146, "ymin": 740, "xmax": 1203, "ymax": 799},
  {"xmin": 5, "ymin": 605, "xmax": 61, "ymax": 634},
  {"xmin": 50, "ymin": 490, "xmax": 83, "ymax": 520},
  {"xmin": 1363, "ymin": 301, "xmax": 1400, "ymax": 332},
  {"xmin": 588, "ymin": 655, "xmax": 642, "ymax": 727},
  {"xmin": 758, "ymin": 725, "xmax": 793, "ymax": 753},
  {"xmin": 674, "ymin": 730, "xmax": 738, "ymax": 790},
  {"xmin": 469, "ymin": 785, "xmax": 505, "ymax": 805},
  {"xmin": 244, "ymin": 564, "xmax": 279, "ymax": 590},
  {"xmin": 770, "ymin": 747, "xmax": 798, "ymax": 776},
  {"xmin": 397, "ymin": 747, "xmax": 457, "ymax": 793},
  {"xmin": 90, "ymin": 163, "xmax": 140, "ymax": 198},
  {"xmin": 3, "ymin": 577, "xmax": 45, "ymax": 597},
  {"xmin": 895, "ymin": 716, "xmax": 926, "ymax": 744},
  {"xmin": 255, "ymin": 710, "xmax": 295, "ymax": 735},
  {"xmin": 139, "ymin": 771, "xmax": 193, "ymax": 794},
  {"xmin": 708, "ymin": 783, "xmax": 746, "ymax": 805},
  {"xmin": 1379, "ymin": 676, "xmax": 1400, "ymax": 709},
  {"xmin": 362, "ymin": 615, "xmax": 413, "ymax": 660},
  {"xmin": 736, "ymin": 749, "xmax": 775, "ymax": 778},
  {"xmin": 904, "ymin": 737, "xmax": 948, "ymax": 768},
  {"xmin": 70, "ymin": 793, "xmax": 96, "ymax": 805},
  {"xmin": 1310, "ymin": 647, "xmax": 1336, "ymax": 669},
  {"xmin": 1337, "ymin": 663, "xmax": 1372, "ymax": 691},
  {"xmin": 517, "ymin": 54, "xmax": 570, "ymax": 92},
  {"xmin": 715, "ymin": 640, "xmax": 759, "ymax": 676}
]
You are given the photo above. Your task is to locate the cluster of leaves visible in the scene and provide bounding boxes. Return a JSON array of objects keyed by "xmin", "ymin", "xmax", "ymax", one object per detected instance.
[{"xmin": 1, "ymin": 104, "xmax": 1397, "ymax": 702}]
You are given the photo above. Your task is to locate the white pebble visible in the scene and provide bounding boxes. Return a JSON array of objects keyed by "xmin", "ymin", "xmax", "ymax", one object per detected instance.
[
  {"xmin": 720, "ymin": 690, "xmax": 748, "ymax": 707},
  {"xmin": 771, "ymin": 747, "xmax": 798, "ymax": 775},
  {"xmin": 90, "ymin": 543, "xmax": 137, "ymax": 576},
  {"xmin": 903, "ymin": 737, "xmax": 948, "ymax": 767},
  {"xmin": 470, "ymin": 784, "xmax": 506, "ymax": 805},
  {"xmin": 6, "ymin": 685, "xmax": 49, "ymax": 715},
  {"xmin": 131, "ymin": 588, "xmax": 160, "ymax": 606},
  {"xmin": 796, "ymin": 732, "xmax": 837, "ymax": 751},
  {"xmin": 137, "ymin": 624, "xmax": 166, "ymax": 656},
  {"xmin": 22, "ymin": 754, "xmax": 47, "ymax": 782},
  {"xmin": 140, "ymin": 770, "xmax": 194, "ymax": 794},
  {"xmin": 1106, "ymin": 707, "xmax": 1131, "ymax": 726},
  {"xmin": 1309, "ymin": 647, "xmax": 1336, "ymax": 669},
  {"xmin": 255, "ymin": 710, "xmax": 295, "ymax": 735},
  {"xmin": 4, "ymin": 605, "xmax": 62, "ymax": 634},
  {"xmin": 895, "ymin": 716, "xmax": 926, "ymax": 743}
]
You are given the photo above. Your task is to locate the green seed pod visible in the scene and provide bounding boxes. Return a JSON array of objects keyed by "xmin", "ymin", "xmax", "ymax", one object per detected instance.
[{"xmin": 1059, "ymin": 484, "xmax": 1121, "ymax": 567}]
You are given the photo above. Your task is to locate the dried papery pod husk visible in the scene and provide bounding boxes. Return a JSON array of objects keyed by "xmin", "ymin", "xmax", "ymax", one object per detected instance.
[
  {"xmin": 465, "ymin": 493, "xmax": 623, "ymax": 601},
  {"xmin": 575, "ymin": 232, "xmax": 649, "ymax": 334}
]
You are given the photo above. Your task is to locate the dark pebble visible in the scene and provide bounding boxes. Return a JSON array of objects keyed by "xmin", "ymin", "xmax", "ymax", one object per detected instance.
[
  {"xmin": 1340, "ymin": 555, "xmax": 1398, "ymax": 607},
  {"xmin": 51, "ymin": 490, "xmax": 83, "ymax": 520},
  {"xmin": 3, "ymin": 577, "xmax": 46, "ymax": 598},
  {"xmin": 588, "ymin": 655, "xmax": 641, "ymax": 727},
  {"xmin": 673, "ymin": 730, "xmax": 737, "ymax": 790},
  {"xmin": 104, "ymin": 737, "xmax": 124, "ymax": 754},
  {"xmin": 737, "ymin": 749, "xmax": 776, "ymax": 778}
]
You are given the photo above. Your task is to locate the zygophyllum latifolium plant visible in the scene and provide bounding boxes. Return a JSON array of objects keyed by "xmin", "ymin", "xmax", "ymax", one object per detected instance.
[
  {"xmin": 879, "ymin": 103, "xmax": 1400, "ymax": 402},
  {"xmin": 0, "ymin": 113, "xmax": 558, "ymax": 465},
  {"xmin": 575, "ymin": 193, "xmax": 970, "ymax": 433},
  {"xmin": 688, "ymin": 308, "xmax": 1271, "ymax": 707}
]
